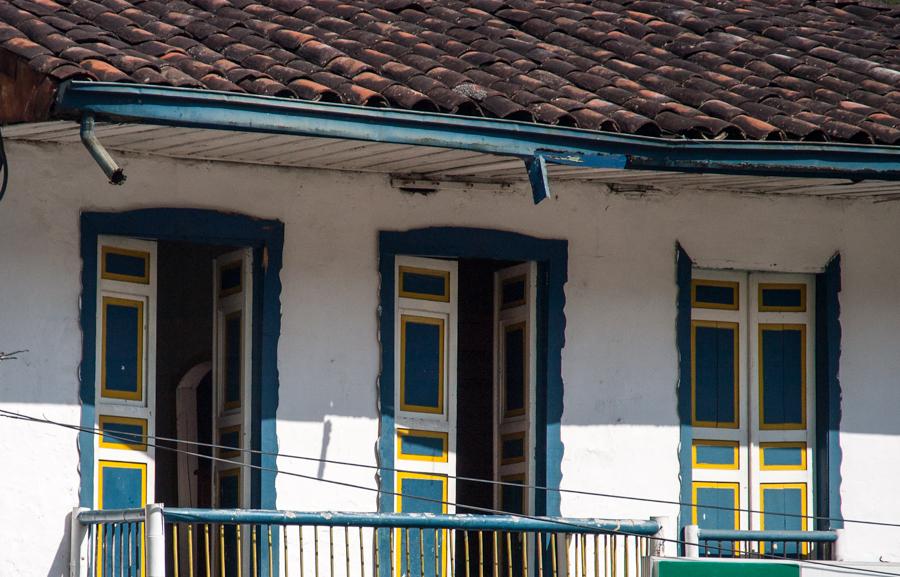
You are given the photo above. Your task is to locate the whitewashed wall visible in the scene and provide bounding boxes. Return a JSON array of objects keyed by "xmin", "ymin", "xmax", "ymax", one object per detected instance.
[{"xmin": 1, "ymin": 139, "xmax": 900, "ymax": 575}]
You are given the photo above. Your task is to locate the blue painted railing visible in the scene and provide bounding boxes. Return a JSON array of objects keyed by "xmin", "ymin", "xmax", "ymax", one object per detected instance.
[
  {"xmin": 162, "ymin": 509, "xmax": 661, "ymax": 535},
  {"xmin": 73, "ymin": 506, "xmax": 664, "ymax": 577},
  {"xmin": 698, "ymin": 529, "xmax": 837, "ymax": 542},
  {"xmin": 72, "ymin": 508, "xmax": 839, "ymax": 577},
  {"xmin": 694, "ymin": 527, "xmax": 836, "ymax": 561}
]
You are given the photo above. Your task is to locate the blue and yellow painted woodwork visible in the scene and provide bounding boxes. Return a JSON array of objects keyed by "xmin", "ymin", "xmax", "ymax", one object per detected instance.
[
  {"xmin": 692, "ymin": 481, "xmax": 739, "ymax": 556},
  {"xmin": 501, "ymin": 275, "xmax": 527, "ymax": 309},
  {"xmin": 760, "ymin": 483, "xmax": 808, "ymax": 555},
  {"xmin": 219, "ymin": 261, "xmax": 243, "ymax": 297},
  {"xmin": 82, "ymin": 209, "xmax": 285, "ymax": 513},
  {"xmin": 397, "ymin": 429, "xmax": 448, "ymax": 462},
  {"xmin": 500, "ymin": 474, "xmax": 526, "ymax": 515},
  {"xmin": 219, "ymin": 425, "xmax": 241, "ymax": 459},
  {"xmin": 396, "ymin": 472, "xmax": 447, "ymax": 577},
  {"xmin": 98, "ymin": 460, "xmax": 147, "ymax": 510},
  {"xmin": 692, "ymin": 440, "xmax": 739, "ymax": 470},
  {"xmin": 101, "ymin": 296, "xmax": 144, "ymax": 401},
  {"xmin": 224, "ymin": 311, "xmax": 243, "ymax": 410},
  {"xmin": 396, "ymin": 471, "xmax": 448, "ymax": 513},
  {"xmin": 759, "ymin": 324, "xmax": 807, "ymax": 430},
  {"xmin": 218, "ymin": 468, "xmax": 241, "ymax": 508},
  {"xmin": 691, "ymin": 320, "xmax": 739, "ymax": 428},
  {"xmin": 759, "ymin": 284, "xmax": 807, "ymax": 313},
  {"xmin": 218, "ymin": 468, "xmax": 242, "ymax": 575},
  {"xmin": 98, "ymin": 415, "xmax": 147, "ymax": 451},
  {"xmin": 379, "ymin": 227, "xmax": 568, "ymax": 518},
  {"xmin": 503, "ymin": 322, "xmax": 527, "ymax": 418},
  {"xmin": 692, "ymin": 280, "xmax": 739, "ymax": 310},
  {"xmin": 501, "ymin": 431, "xmax": 527, "ymax": 465},
  {"xmin": 101, "ymin": 246, "xmax": 150, "ymax": 284},
  {"xmin": 760, "ymin": 442, "xmax": 807, "ymax": 470},
  {"xmin": 398, "ymin": 266, "xmax": 450, "ymax": 302},
  {"xmin": 97, "ymin": 460, "xmax": 147, "ymax": 577},
  {"xmin": 400, "ymin": 315, "xmax": 445, "ymax": 414},
  {"xmin": 692, "ymin": 482, "xmax": 739, "ymax": 529}
]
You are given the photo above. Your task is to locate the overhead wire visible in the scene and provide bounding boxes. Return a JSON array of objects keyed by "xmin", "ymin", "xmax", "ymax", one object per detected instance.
[
  {"xmin": 2, "ymin": 408, "xmax": 898, "ymax": 577},
  {"xmin": 0, "ymin": 407, "xmax": 890, "ymax": 529},
  {"xmin": 0, "ymin": 126, "xmax": 8, "ymax": 202}
]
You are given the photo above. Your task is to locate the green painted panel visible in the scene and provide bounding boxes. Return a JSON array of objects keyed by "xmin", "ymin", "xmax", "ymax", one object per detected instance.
[{"xmin": 656, "ymin": 560, "xmax": 799, "ymax": 577}]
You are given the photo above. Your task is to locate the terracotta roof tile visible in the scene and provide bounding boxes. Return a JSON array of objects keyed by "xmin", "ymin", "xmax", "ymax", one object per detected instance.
[{"xmin": 1, "ymin": 0, "xmax": 899, "ymax": 142}]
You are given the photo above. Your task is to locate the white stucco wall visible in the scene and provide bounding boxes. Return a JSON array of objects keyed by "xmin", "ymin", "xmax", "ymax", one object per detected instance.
[{"xmin": 2, "ymin": 139, "xmax": 900, "ymax": 575}]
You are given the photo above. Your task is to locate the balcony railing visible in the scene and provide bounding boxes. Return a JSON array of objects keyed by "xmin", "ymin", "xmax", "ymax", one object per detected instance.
[
  {"xmin": 685, "ymin": 526, "xmax": 837, "ymax": 561},
  {"xmin": 70, "ymin": 505, "xmax": 666, "ymax": 577},
  {"xmin": 70, "ymin": 507, "xmax": 839, "ymax": 577}
]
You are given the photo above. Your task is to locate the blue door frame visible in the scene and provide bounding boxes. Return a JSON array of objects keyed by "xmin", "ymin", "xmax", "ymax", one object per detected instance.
[
  {"xmin": 378, "ymin": 227, "xmax": 568, "ymax": 517},
  {"xmin": 675, "ymin": 245, "xmax": 843, "ymax": 550},
  {"xmin": 79, "ymin": 208, "xmax": 284, "ymax": 510}
]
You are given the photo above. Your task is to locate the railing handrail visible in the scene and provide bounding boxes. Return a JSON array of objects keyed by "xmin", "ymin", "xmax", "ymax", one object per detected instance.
[
  {"xmin": 150, "ymin": 507, "xmax": 661, "ymax": 535},
  {"xmin": 78, "ymin": 508, "xmax": 146, "ymax": 524},
  {"xmin": 697, "ymin": 528, "xmax": 838, "ymax": 542}
]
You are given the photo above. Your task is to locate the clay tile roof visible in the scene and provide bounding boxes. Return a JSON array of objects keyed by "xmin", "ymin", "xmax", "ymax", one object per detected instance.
[{"xmin": 1, "ymin": 0, "xmax": 899, "ymax": 143}]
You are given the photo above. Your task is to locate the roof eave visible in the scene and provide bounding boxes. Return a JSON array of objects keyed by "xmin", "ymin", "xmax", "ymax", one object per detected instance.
[{"xmin": 55, "ymin": 81, "xmax": 900, "ymax": 204}]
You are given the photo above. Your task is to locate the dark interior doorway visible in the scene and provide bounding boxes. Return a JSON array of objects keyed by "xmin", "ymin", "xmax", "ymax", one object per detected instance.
[
  {"xmin": 155, "ymin": 241, "xmax": 236, "ymax": 509},
  {"xmin": 455, "ymin": 258, "xmax": 522, "ymax": 576},
  {"xmin": 455, "ymin": 257, "xmax": 524, "ymax": 512}
]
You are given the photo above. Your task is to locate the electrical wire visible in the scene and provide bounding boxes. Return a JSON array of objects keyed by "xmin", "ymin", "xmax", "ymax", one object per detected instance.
[
  {"xmin": 5, "ymin": 410, "xmax": 898, "ymax": 577},
  {"xmin": 0, "ymin": 407, "xmax": 889, "ymax": 529},
  {"xmin": 0, "ymin": 126, "xmax": 8, "ymax": 202},
  {"xmin": 2, "ymin": 409, "xmax": 898, "ymax": 577}
]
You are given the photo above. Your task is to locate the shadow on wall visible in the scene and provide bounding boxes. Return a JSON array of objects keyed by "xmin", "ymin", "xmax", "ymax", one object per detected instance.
[
  {"xmin": 317, "ymin": 418, "xmax": 331, "ymax": 479},
  {"xmin": 48, "ymin": 513, "xmax": 72, "ymax": 577},
  {"xmin": 4, "ymin": 216, "xmax": 900, "ymax": 440}
]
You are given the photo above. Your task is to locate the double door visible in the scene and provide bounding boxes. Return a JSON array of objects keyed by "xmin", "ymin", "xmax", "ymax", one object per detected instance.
[
  {"xmin": 92, "ymin": 237, "xmax": 254, "ymax": 574},
  {"xmin": 392, "ymin": 257, "xmax": 537, "ymax": 576}
]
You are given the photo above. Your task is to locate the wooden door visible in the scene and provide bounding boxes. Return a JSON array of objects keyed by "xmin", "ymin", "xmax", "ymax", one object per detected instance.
[{"xmin": 394, "ymin": 256, "xmax": 458, "ymax": 577}]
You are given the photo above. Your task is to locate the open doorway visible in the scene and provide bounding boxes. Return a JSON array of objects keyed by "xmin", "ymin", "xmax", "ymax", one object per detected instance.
[
  {"xmin": 456, "ymin": 258, "xmax": 523, "ymax": 514},
  {"xmin": 455, "ymin": 258, "xmax": 531, "ymax": 577},
  {"xmin": 389, "ymin": 253, "xmax": 538, "ymax": 577},
  {"xmin": 379, "ymin": 228, "xmax": 567, "ymax": 577},
  {"xmin": 89, "ymin": 233, "xmax": 257, "ymax": 576},
  {"xmin": 392, "ymin": 255, "xmax": 536, "ymax": 515},
  {"xmin": 154, "ymin": 241, "xmax": 237, "ymax": 509},
  {"xmin": 81, "ymin": 210, "xmax": 284, "ymax": 577}
]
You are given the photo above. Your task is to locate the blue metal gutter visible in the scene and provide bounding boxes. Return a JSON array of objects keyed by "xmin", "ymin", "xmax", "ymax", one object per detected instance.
[{"xmin": 55, "ymin": 81, "xmax": 900, "ymax": 204}]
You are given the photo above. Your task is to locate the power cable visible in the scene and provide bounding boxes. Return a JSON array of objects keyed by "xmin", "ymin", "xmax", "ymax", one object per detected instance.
[
  {"xmin": 2, "ymin": 409, "xmax": 898, "ymax": 577},
  {"xmin": 0, "ymin": 407, "xmax": 887, "ymax": 529},
  {"xmin": 0, "ymin": 126, "xmax": 9, "ymax": 202}
]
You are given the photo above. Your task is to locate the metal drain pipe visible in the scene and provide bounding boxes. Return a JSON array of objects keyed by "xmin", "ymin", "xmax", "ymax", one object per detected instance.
[{"xmin": 80, "ymin": 114, "xmax": 125, "ymax": 185}]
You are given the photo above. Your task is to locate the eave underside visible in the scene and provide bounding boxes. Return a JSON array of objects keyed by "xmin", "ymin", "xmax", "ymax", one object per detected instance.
[{"xmin": 6, "ymin": 120, "xmax": 899, "ymax": 200}]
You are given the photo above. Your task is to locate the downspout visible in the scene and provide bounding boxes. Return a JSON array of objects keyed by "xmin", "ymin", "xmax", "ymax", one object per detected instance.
[{"xmin": 80, "ymin": 114, "xmax": 125, "ymax": 185}]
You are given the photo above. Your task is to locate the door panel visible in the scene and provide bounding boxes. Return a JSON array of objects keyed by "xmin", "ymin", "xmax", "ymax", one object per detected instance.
[
  {"xmin": 689, "ymin": 270, "xmax": 750, "ymax": 539},
  {"xmin": 212, "ymin": 249, "xmax": 254, "ymax": 509},
  {"xmin": 211, "ymin": 249, "xmax": 254, "ymax": 577},
  {"xmin": 493, "ymin": 263, "xmax": 537, "ymax": 515},
  {"xmin": 748, "ymin": 273, "xmax": 815, "ymax": 535},
  {"xmin": 95, "ymin": 235, "xmax": 157, "ymax": 576},
  {"xmin": 394, "ymin": 256, "xmax": 457, "ymax": 577}
]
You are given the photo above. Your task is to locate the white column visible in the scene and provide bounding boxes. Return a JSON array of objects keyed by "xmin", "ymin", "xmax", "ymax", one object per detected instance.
[
  {"xmin": 651, "ymin": 516, "xmax": 676, "ymax": 557},
  {"xmin": 69, "ymin": 507, "xmax": 88, "ymax": 577},
  {"xmin": 684, "ymin": 525, "xmax": 700, "ymax": 558},
  {"xmin": 145, "ymin": 503, "xmax": 167, "ymax": 577},
  {"xmin": 833, "ymin": 528, "xmax": 847, "ymax": 562}
]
